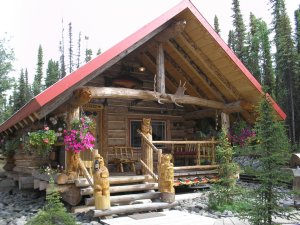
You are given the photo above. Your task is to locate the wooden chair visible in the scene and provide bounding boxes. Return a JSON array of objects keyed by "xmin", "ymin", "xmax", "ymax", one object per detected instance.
[{"xmin": 111, "ymin": 146, "xmax": 137, "ymax": 173}]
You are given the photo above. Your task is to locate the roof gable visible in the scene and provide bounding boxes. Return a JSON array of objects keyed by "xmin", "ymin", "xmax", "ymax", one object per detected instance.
[{"xmin": 0, "ymin": 0, "xmax": 285, "ymax": 135}]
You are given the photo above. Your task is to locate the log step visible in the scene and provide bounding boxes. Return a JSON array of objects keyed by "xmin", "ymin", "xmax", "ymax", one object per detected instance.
[
  {"xmin": 75, "ymin": 175, "xmax": 151, "ymax": 188},
  {"xmin": 85, "ymin": 192, "xmax": 161, "ymax": 206},
  {"xmin": 80, "ymin": 183, "xmax": 158, "ymax": 196},
  {"xmin": 90, "ymin": 201, "xmax": 178, "ymax": 217}
]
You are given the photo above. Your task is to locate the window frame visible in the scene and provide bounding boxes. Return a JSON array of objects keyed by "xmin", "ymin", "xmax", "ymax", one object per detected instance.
[{"xmin": 129, "ymin": 119, "xmax": 167, "ymax": 149}]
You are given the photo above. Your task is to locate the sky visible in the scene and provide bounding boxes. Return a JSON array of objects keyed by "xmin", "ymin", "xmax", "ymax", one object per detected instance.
[{"xmin": 0, "ymin": 0, "xmax": 299, "ymax": 83}]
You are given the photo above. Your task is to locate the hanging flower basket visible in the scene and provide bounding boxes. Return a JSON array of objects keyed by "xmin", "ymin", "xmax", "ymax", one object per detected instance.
[
  {"xmin": 64, "ymin": 116, "xmax": 96, "ymax": 153},
  {"xmin": 26, "ymin": 126, "xmax": 58, "ymax": 157}
]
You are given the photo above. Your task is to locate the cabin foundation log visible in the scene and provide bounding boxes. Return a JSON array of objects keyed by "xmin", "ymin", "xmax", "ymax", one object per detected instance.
[
  {"xmin": 18, "ymin": 176, "xmax": 34, "ymax": 190},
  {"xmin": 91, "ymin": 201, "xmax": 178, "ymax": 217},
  {"xmin": 84, "ymin": 192, "xmax": 161, "ymax": 206}
]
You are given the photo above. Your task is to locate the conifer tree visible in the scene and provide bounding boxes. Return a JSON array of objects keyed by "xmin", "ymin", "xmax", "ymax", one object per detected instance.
[
  {"xmin": 59, "ymin": 18, "xmax": 66, "ymax": 78},
  {"xmin": 45, "ymin": 59, "xmax": 60, "ymax": 88},
  {"xmin": 231, "ymin": 0, "xmax": 247, "ymax": 64},
  {"xmin": 32, "ymin": 45, "xmax": 44, "ymax": 96},
  {"xmin": 15, "ymin": 69, "xmax": 26, "ymax": 110},
  {"xmin": 26, "ymin": 179, "xmax": 76, "ymax": 225},
  {"xmin": 259, "ymin": 20, "xmax": 275, "ymax": 94},
  {"xmin": 96, "ymin": 48, "xmax": 101, "ymax": 55},
  {"xmin": 68, "ymin": 22, "xmax": 74, "ymax": 73},
  {"xmin": 24, "ymin": 68, "xmax": 32, "ymax": 101},
  {"xmin": 294, "ymin": 6, "xmax": 300, "ymax": 143},
  {"xmin": 0, "ymin": 36, "xmax": 14, "ymax": 123},
  {"xmin": 214, "ymin": 15, "xmax": 221, "ymax": 35},
  {"xmin": 228, "ymin": 30, "xmax": 235, "ymax": 51},
  {"xmin": 244, "ymin": 94, "xmax": 291, "ymax": 225},
  {"xmin": 76, "ymin": 32, "xmax": 81, "ymax": 68},
  {"xmin": 85, "ymin": 49, "xmax": 92, "ymax": 62},
  {"xmin": 269, "ymin": 0, "xmax": 297, "ymax": 144},
  {"xmin": 247, "ymin": 13, "xmax": 261, "ymax": 82}
]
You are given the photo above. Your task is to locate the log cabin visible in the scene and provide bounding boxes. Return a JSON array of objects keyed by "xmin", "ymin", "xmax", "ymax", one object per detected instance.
[{"xmin": 0, "ymin": 0, "xmax": 285, "ymax": 216}]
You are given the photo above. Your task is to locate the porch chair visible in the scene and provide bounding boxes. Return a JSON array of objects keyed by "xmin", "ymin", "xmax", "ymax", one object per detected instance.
[{"xmin": 111, "ymin": 146, "xmax": 137, "ymax": 173}]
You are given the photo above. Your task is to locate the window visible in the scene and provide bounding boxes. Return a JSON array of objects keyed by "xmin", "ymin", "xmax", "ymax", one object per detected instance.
[{"xmin": 130, "ymin": 120, "xmax": 166, "ymax": 148}]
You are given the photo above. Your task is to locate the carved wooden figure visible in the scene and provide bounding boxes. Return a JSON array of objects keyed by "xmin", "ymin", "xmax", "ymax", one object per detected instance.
[
  {"xmin": 67, "ymin": 152, "xmax": 80, "ymax": 180},
  {"xmin": 141, "ymin": 118, "xmax": 153, "ymax": 174},
  {"xmin": 93, "ymin": 154, "xmax": 110, "ymax": 210},
  {"xmin": 159, "ymin": 154, "xmax": 175, "ymax": 203}
]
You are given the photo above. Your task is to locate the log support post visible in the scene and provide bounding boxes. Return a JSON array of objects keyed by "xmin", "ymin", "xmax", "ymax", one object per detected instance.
[
  {"xmin": 141, "ymin": 118, "xmax": 153, "ymax": 175},
  {"xmin": 66, "ymin": 106, "xmax": 80, "ymax": 171},
  {"xmin": 221, "ymin": 112, "xmax": 230, "ymax": 131},
  {"xmin": 156, "ymin": 42, "xmax": 165, "ymax": 94}
]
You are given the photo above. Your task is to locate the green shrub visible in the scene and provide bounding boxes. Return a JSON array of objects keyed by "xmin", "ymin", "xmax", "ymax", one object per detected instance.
[{"xmin": 26, "ymin": 179, "xmax": 76, "ymax": 225}]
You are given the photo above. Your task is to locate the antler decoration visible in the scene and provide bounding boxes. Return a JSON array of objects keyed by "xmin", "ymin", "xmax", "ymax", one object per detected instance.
[
  {"xmin": 153, "ymin": 76, "xmax": 187, "ymax": 107},
  {"xmin": 170, "ymin": 80, "xmax": 186, "ymax": 107}
]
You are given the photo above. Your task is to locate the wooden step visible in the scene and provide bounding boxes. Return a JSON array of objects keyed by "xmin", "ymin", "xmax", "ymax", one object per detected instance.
[
  {"xmin": 75, "ymin": 175, "xmax": 152, "ymax": 188},
  {"xmin": 90, "ymin": 201, "xmax": 178, "ymax": 217},
  {"xmin": 85, "ymin": 192, "xmax": 161, "ymax": 206},
  {"xmin": 80, "ymin": 183, "xmax": 158, "ymax": 196},
  {"xmin": 174, "ymin": 169, "xmax": 218, "ymax": 177}
]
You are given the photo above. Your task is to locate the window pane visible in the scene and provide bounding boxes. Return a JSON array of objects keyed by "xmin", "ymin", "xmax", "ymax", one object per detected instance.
[
  {"xmin": 130, "ymin": 120, "xmax": 166, "ymax": 148},
  {"xmin": 131, "ymin": 121, "xmax": 141, "ymax": 147}
]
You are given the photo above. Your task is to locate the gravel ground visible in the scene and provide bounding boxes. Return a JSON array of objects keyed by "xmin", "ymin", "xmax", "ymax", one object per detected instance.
[{"xmin": 0, "ymin": 175, "xmax": 299, "ymax": 225}]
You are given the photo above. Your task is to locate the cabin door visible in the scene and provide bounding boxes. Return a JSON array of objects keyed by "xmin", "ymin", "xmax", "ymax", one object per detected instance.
[{"xmin": 80, "ymin": 104, "xmax": 103, "ymax": 171}]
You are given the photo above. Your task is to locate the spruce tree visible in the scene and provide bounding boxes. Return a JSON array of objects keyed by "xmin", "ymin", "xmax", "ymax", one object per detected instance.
[
  {"xmin": 26, "ymin": 179, "xmax": 76, "ymax": 225},
  {"xmin": 270, "ymin": 0, "xmax": 297, "ymax": 144},
  {"xmin": 32, "ymin": 45, "xmax": 44, "ymax": 96},
  {"xmin": 76, "ymin": 32, "xmax": 81, "ymax": 68},
  {"xmin": 85, "ymin": 49, "xmax": 92, "ymax": 62},
  {"xmin": 294, "ymin": 6, "xmax": 300, "ymax": 145},
  {"xmin": 244, "ymin": 93, "xmax": 291, "ymax": 225},
  {"xmin": 231, "ymin": 0, "xmax": 247, "ymax": 64},
  {"xmin": 24, "ymin": 68, "xmax": 32, "ymax": 101},
  {"xmin": 45, "ymin": 59, "xmax": 59, "ymax": 88},
  {"xmin": 96, "ymin": 48, "xmax": 101, "ymax": 55},
  {"xmin": 0, "ymin": 36, "xmax": 14, "ymax": 123},
  {"xmin": 247, "ymin": 13, "xmax": 261, "ymax": 82},
  {"xmin": 228, "ymin": 30, "xmax": 235, "ymax": 52},
  {"xmin": 15, "ymin": 69, "xmax": 26, "ymax": 110},
  {"xmin": 214, "ymin": 15, "xmax": 221, "ymax": 35},
  {"xmin": 208, "ymin": 128, "xmax": 239, "ymax": 210},
  {"xmin": 259, "ymin": 20, "xmax": 275, "ymax": 94},
  {"xmin": 68, "ymin": 22, "xmax": 74, "ymax": 73},
  {"xmin": 59, "ymin": 18, "xmax": 66, "ymax": 78}
]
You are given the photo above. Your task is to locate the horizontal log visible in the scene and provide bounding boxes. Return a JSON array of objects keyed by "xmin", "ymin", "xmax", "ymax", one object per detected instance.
[
  {"xmin": 85, "ymin": 192, "xmax": 161, "ymax": 206},
  {"xmin": 92, "ymin": 201, "xmax": 178, "ymax": 217},
  {"xmin": 80, "ymin": 183, "xmax": 158, "ymax": 196},
  {"xmin": 18, "ymin": 176, "xmax": 34, "ymax": 190},
  {"xmin": 174, "ymin": 165, "xmax": 219, "ymax": 171},
  {"xmin": 75, "ymin": 175, "xmax": 151, "ymax": 187},
  {"xmin": 152, "ymin": 140, "xmax": 217, "ymax": 144},
  {"xmin": 77, "ymin": 87, "xmax": 225, "ymax": 109},
  {"xmin": 174, "ymin": 169, "xmax": 219, "ymax": 177}
]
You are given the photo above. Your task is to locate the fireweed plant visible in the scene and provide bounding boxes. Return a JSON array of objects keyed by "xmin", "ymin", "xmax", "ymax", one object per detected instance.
[
  {"xmin": 64, "ymin": 116, "xmax": 96, "ymax": 153},
  {"xmin": 228, "ymin": 120, "xmax": 256, "ymax": 147}
]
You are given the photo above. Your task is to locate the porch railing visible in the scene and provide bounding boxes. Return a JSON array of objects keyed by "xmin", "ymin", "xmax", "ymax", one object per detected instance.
[{"xmin": 151, "ymin": 140, "xmax": 218, "ymax": 166}]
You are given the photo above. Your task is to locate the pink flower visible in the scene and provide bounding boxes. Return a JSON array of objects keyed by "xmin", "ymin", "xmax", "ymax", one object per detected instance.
[
  {"xmin": 44, "ymin": 126, "xmax": 49, "ymax": 131},
  {"xmin": 43, "ymin": 138, "xmax": 49, "ymax": 144}
]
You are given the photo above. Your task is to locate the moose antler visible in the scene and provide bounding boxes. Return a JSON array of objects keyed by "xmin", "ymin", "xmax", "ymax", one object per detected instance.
[{"xmin": 170, "ymin": 80, "xmax": 186, "ymax": 107}]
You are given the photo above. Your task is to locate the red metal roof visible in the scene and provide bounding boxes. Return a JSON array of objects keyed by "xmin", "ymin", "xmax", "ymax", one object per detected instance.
[{"xmin": 0, "ymin": 0, "xmax": 286, "ymax": 135}]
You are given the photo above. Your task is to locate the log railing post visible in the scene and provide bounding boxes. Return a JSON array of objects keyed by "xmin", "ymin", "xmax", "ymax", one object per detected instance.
[{"xmin": 141, "ymin": 118, "xmax": 153, "ymax": 175}]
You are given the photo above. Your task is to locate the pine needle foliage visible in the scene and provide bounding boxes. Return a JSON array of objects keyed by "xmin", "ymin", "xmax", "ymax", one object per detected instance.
[
  {"xmin": 26, "ymin": 179, "xmax": 76, "ymax": 225},
  {"xmin": 209, "ymin": 128, "xmax": 240, "ymax": 209},
  {"xmin": 243, "ymin": 94, "xmax": 292, "ymax": 225}
]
